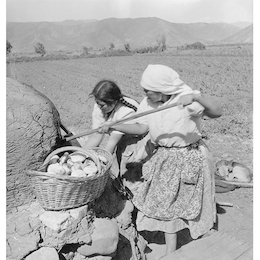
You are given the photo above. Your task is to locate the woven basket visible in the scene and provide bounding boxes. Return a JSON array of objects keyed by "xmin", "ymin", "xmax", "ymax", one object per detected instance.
[{"xmin": 27, "ymin": 146, "xmax": 113, "ymax": 211}]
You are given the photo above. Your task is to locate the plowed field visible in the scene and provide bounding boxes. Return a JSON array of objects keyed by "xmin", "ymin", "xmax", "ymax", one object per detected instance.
[{"xmin": 6, "ymin": 45, "xmax": 253, "ymax": 246}]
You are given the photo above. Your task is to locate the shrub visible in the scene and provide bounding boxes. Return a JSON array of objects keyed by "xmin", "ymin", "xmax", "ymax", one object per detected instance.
[
  {"xmin": 135, "ymin": 46, "xmax": 159, "ymax": 54},
  {"xmin": 34, "ymin": 42, "xmax": 46, "ymax": 56},
  {"xmin": 109, "ymin": 43, "xmax": 115, "ymax": 50},
  {"xmin": 178, "ymin": 42, "xmax": 206, "ymax": 50},
  {"xmin": 99, "ymin": 49, "xmax": 132, "ymax": 57},
  {"xmin": 82, "ymin": 45, "xmax": 89, "ymax": 54},
  {"xmin": 124, "ymin": 43, "xmax": 130, "ymax": 52},
  {"xmin": 6, "ymin": 40, "xmax": 13, "ymax": 54},
  {"xmin": 190, "ymin": 42, "xmax": 206, "ymax": 50}
]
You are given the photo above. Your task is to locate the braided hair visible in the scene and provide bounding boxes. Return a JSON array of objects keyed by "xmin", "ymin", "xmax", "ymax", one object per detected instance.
[
  {"xmin": 119, "ymin": 97, "xmax": 137, "ymax": 112},
  {"xmin": 90, "ymin": 80, "xmax": 138, "ymax": 116}
]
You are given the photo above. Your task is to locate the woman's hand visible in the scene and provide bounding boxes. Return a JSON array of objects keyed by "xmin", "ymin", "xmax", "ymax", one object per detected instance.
[
  {"xmin": 97, "ymin": 122, "xmax": 113, "ymax": 134},
  {"xmin": 177, "ymin": 93, "xmax": 198, "ymax": 109}
]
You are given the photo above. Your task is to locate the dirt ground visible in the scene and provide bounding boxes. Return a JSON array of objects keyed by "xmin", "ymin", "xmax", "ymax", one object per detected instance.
[
  {"xmin": 140, "ymin": 133, "xmax": 253, "ymax": 260},
  {"xmin": 6, "ymin": 45, "xmax": 253, "ymax": 255},
  {"xmin": 207, "ymin": 134, "xmax": 253, "ymax": 245}
]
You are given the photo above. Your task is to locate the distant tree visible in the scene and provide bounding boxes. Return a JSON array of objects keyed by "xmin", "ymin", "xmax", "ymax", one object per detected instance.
[
  {"xmin": 34, "ymin": 42, "xmax": 46, "ymax": 56},
  {"xmin": 82, "ymin": 45, "xmax": 89, "ymax": 54},
  {"xmin": 156, "ymin": 34, "xmax": 166, "ymax": 51},
  {"xmin": 6, "ymin": 40, "xmax": 13, "ymax": 54},
  {"xmin": 124, "ymin": 43, "xmax": 130, "ymax": 52},
  {"xmin": 109, "ymin": 42, "xmax": 115, "ymax": 51}
]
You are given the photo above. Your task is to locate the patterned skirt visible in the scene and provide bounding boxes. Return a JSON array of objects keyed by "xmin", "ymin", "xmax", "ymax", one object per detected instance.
[{"xmin": 132, "ymin": 140, "xmax": 216, "ymax": 238}]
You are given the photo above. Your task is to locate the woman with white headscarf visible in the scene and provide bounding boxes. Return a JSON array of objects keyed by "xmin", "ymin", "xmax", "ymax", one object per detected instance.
[{"xmin": 99, "ymin": 64, "xmax": 222, "ymax": 258}]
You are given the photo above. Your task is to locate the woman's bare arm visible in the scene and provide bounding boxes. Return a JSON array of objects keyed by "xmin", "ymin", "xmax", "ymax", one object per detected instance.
[
  {"xmin": 193, "ymin": 94, "xmax": 223, "ymax": 118},
  {"xmin": 177, "ymin": 93, "xmax": 223, "ymax": 118}
]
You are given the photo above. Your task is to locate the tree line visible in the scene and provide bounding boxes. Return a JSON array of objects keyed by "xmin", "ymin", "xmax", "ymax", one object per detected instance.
[{"xmin": 6, "ymin": 33, "xmax": 167, "ymax": 56}]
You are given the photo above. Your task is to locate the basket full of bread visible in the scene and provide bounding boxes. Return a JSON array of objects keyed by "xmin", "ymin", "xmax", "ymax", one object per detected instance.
[{"xmin": 26, "ymin": 146, "xmax": 113, "ymax": 210}]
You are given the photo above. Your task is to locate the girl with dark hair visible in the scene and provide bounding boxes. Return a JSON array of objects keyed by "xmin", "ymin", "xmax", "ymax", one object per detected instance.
[{"xmin": 84, "ymin": 79, "xmax": 153, "ymax": 179}]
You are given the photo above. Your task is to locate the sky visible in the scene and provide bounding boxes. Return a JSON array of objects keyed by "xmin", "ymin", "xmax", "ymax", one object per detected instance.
[{"xmin": 6, "ymin": 0, "xmax": 253, "ymax": 24}]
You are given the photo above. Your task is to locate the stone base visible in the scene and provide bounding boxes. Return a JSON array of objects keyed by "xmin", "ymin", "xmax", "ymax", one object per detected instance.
[{"xmin": 6, "ymin": 178, "xmax": 147, "ymax": 260}]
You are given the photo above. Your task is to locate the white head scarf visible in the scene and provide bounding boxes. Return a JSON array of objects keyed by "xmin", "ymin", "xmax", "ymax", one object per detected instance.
[{"xmin": 140, "ymin": 64, "xmax": 196, "ymax": 96}]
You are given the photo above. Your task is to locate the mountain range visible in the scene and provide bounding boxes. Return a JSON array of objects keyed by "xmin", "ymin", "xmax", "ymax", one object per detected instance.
[{"xmin": 6, "ymin": 17, "xmax": 253, "ymax": 53}]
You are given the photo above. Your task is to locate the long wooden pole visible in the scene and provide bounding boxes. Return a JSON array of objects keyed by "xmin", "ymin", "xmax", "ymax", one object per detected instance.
[
  {"xmin": 216, "ymin": 179, "xmax": 253, "ymax": 188},
  {"xmin": 65, "ymin": 102, "xmax": 178, "ymax": 141}
]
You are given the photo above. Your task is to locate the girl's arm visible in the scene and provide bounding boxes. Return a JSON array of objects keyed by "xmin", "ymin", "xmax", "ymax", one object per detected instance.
[
  {"xmin": 178, "ymin": 93, "xmax": 223, "ymax": 118},
  {"xmin": 85, "ymin": 125, "xmax": 147, "ymax": 154},
  {"xmin": 105, "ymin": 133, "xmax": 123, "ymax": 154},
  {"xmin": 83, "ymin": 132, "xmax": 104, "ymax": 149},
  {"xmin": 99, "ymin": 122, "xmax": 149, "ymax": 136},
  {"xmin": 82, "ymin": 131, "xmax": 123, "ymax": 154}
]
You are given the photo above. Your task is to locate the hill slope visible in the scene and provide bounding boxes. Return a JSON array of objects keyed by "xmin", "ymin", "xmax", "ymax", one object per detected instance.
[
  {"xmin": 221, "ymin": 24, "xmax": 253, "ymax": 44},
  {"xmin": 6, "ymin": 17, "xmax": 251, "ymax": 53}
]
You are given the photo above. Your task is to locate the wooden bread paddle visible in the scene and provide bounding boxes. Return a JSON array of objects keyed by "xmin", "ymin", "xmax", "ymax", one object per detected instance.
[{"xmin": 65, "ymin": 102, "xmax": 178, "ymax": 141}]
